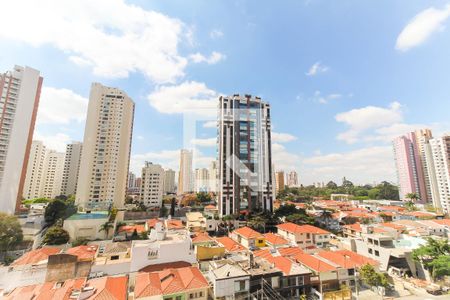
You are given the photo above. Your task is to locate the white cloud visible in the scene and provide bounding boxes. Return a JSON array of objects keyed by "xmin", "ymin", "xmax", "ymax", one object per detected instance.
[
  {"xmin": 272, "ymin": 143, "xmax": 301, "ymax": 172},
  {"xmin": 335, "ymin": 102, "xmax": 403, "ymax": 143},
  {"xmin": 191, "ymin": 137, "xmax": 216, "ymax": 147},
  {"xmin": 136, "ymin": 135, "xmax": 145, "ymax": 140},
  {"xmin": 37, "ymin": 87, "xmax": 88, "ymax": 125},
  {"xmin": 306, "ymin": 61, "xmax": 329, "ymax": 76},
  {"xmin": 210, "ymin": 29, "xmax": 224, "ymax": 39},
  {"xmin": 148, "ymin": 81, "xmax": 219, "ymax": 116},
  {"xmin": 0, "ymin": 0, "xmax": 211, "ymax": 83},
  {"xmin": 396, "ymin": 4, "xmax": 450, "ymax": 51},
  {"xmin": 203, "ymin": 121, "xmax": 217, "ymax": 128},
  {"xmin": 313, "ymin": 91, "xmax": 342, "ymax": 104},
  {"xmin": 189, "ymin": 51, "xmax": 226, "ymax": 64},
  {"xmin": 302, "ymin": 146, "xmax": 396, "ymax": 185},
  {"xmin": 33, "ymin": 132, "xmax": 71, "ymax": 152},
  {"xmin": 272, "ymin": 132, "xmax": 297, "ymax": 143}
]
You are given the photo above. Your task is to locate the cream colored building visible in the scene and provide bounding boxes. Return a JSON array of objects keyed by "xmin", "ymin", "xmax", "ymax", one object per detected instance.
[
  {"xmin": 23, "ymin": 141, "xmax": 47, "ymax": 200},
  {"xmin": 208, "ymin": 160, "xmax": 218, "ymax": 193},
  {"xmin": 195, "ymin": 168, "xmax": 209, "ymax": 192},
  {"xmin": 61, "ymin": 141, "xmax": 82, "ymax": 196},
  {"xmin": 0, "ymin": 66, "xmax": 43, "ymax": 214},
  {"xmin": 287, "ymin": 170, "xmax": 299, "ymax": 187},
  {"xmin": 76, "ymin": 83, "xmax": 135, "ymax": 210},
  {"xmin": 40, "ymin": 151, "xmax": 65, "ymax": 199},
  {"xmin": 177, "ymin": 149, "xmax": 193, "ymax": 195},
  {"xmin": 163, "ymin": 168, "xmax": 176, "ymax": 194},
  {"xmin": 275, "ymin": 171, "xmax": 285, "ymax": 193},
  {"xmin": 140, "ymin": 161, "xmax": 164, "ymax": 208}
]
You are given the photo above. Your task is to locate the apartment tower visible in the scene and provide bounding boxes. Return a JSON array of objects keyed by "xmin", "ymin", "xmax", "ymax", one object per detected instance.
[
  {"xmin": 76, "ymin": 83, "xmax": 135, "ymax": 210},
  {"xmin": 163, "ymin": 169, "xmax": 176, "ymax": 194},
  {"xmin": 177, "ymin": 149, "xmax": 193, "ymax": 195},
  {"xmin": 23, "ymin": 141, "xmax": 47, "ymax": 200},
  {"xmin": 140, "ymin": 162, "xmax": 164, "ymax": 208},
  {"xmin": 218, "ymin": 94, "xmax": 273, "ymax": 216},
  {"xmin": 275, "ymin": 171, "xmax": 285, "ymax": 194},
  {"xmin": 393, "ymin": 131, "xmax": 429, "ymax": 202},
  {"xmin": 40, "ymin": 151, "xmax": 65, "ymax": 199},
  {"xmin": 0, "ymin": 66, "xmax": 42, "ymax": 214},
  {"xmin": 208, "ymin": 161, "xmax": 218, "ymax": 193},
  {"xmin": 195, "ymin": 168, "xmax": 210, "ymax": 192},
  {"xmin": 287, "ymin": 170, "xmax": 299, "ymax": 187},
  {"xmin": 61, "ymin": 142, "xmax": 83, "ymax": 196},
  {"xmin": 425, "ymin": 135, "xmax": 450, "ymax": 213}
]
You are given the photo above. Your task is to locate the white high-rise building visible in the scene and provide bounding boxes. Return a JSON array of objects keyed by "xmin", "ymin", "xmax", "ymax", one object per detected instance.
[
  {"xmin": 76, "ymin": 83, "xmax": 135, "ymax": 210},
  {"xmin": 208, "ymin": 161, "xmax": 218, "ymax": 193},
  {"xmin": 23, "ymin": 141, "xmax": 47, "ymax": 200},
  {"xmin": 140, "ymin": 162, "xmax": 164, "ymax": 207},
  {"xmin": 414, "ymin": 129, "xmax": 433, "ymax": 201},
  {"xmin": 195, "ymin": 168, "xmax": 209, "ymax": 192},
  {"xmin": 128, "ymin": 171, "xmax": 137, "ymax": 188},
  {"xmin": 218, "ymin": 94, "xmax": 273, "ymax": 216},
  {"xmin": 0, "ymin": 66, "xmax": 43, "ymax": 214},
  {"xmin": 425, "ymin": 135, "xmax": 450, "ymax": 214},
  {"xmin": 163, "ymin": 169, "xmax": 176, "ymax": 194},
  {"xmin": 287, "ymin": 170, "xmax": 299, "ymax": 187},
  {"xmin": 40, "ymin": 151, "xmax": 65, "ymax": 199},
  {"xmin": 61, "ymin": 142, "xmax": 83, "ymax": 196},
  {"xmin": 177, "ymin": 149, "xmax": 193, "ymax": 195}
]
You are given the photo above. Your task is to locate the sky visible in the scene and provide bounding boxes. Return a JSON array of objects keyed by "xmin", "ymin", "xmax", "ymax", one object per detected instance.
[{"xmin": 1, "ymin": 0, "xmax": 450, "ymax": 185}]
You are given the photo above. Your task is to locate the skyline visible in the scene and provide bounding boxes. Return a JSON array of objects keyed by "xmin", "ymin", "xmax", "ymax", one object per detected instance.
[{"xmin": 2, "ymin": 1, "xmax": 450, "ymax": 185}]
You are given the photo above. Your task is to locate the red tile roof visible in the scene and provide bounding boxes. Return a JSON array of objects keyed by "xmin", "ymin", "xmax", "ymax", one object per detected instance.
[
  {"xmin": 343, "ymin": 223, "xmax": 362, "ymax": 233},
  {"xmin": 233, "ymin": 226, "xmax": 263, "ymax": 239},
  {"xmin": 139, "ymin": 261, "xmax": 193, "ymax": 273},
  {"xmin": 135, "ymin": 267, "xmax": 208, "ymax": 298},
  {"xmin": 277, "ymin": 223, "xmax": 329, "ymax": 235},
  {"xmin": 380, "ymin": 222, "xmax": 406, "ymax": 231},
  {"xmin": 431, "ymin": 219, "xmax": 450, "ymax": 226},
  {"xmin": 166, "ymin": 219, "xmax": 184, "ymax": 230},
  {"xmin": 11, "ymin": 247, "xmax": 60, "ymax": 266},
  {"xmin": 204, "ymin": 205, "xmax": 216, "ymax": 210},
  {"xmin": 278, "ymin": 247, "xmax": 304, "ymax": 258},
  {"xmin": 117, "ymin": 224, "xmax": 146, "ymax": 234},
  {"xmin": 378, "ymin": 206, "xmax": 405, "ymax": 212},
  {"xmin": 317, "ymin": 250, "xmax": 378, "ymax": 269},
  {"xmin": 215, "ymin": 236, "xmax": 245, "ymax": 252},
  {"xmin": 65, "ymin": 245, "xmax": 98, "ymax": 261},
  {"xmin": 192, "ymin": 232, "xmax": 213, "ymax": 243},
  {"xmin": 263, "ymin": 233, "xmax": 289, "ymax": 246},
  {"xmin": 3, "ymin": 277, "xmax": 127, "ymax": 300},
  {"xmin": 295, "ymin": 253, "xmax": 337, "ymax": 272}
]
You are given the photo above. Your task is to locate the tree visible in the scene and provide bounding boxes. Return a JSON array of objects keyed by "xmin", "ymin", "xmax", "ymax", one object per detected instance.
[
  {"xmin": 43, "ymin": 226, "xmax": 70, "ymax": 245},
  {"xmin": 99, "ymin": 222, "xmax": 114, "ymax": 238},
  {"xmin": 44, "ymin": 199, "xmax": 67, "ymax": 224},
  {"xmin": 197, "ymin": 192, "xmax": 211, "ymax": 203},
  {"xmin": 404, "ymin": 201, "xmax": 417, "ymax": 212},
  {"xmin": 0, "ymin": 213, "xmax": 23, "ymax": 252},
  {"xmin": 170, "ymin": 197, "xmax": 176, "ymax": 217},
  {"xmin": 286, "ymin": 213, "xmax": 315, "ymax": 225},
  {"xmin": 326, "ymin": 181, "xmax": 338, "ymax": 189},
  {"xmin": 131, "ymin": 229, "xmax": 139, "ymax": 240},
  {"xmin": 359, "ymin": 264, "xmax": 388, "ymax": 287},
  {"xmin": 412, "ymin": 237, "xmax": 450, "ymax": 280},
  {"xmin": 248, "ymin": 215, "xmax": 266, "ymax": 233},
  {"xmin": 319, "ymin": 210, "xmax": 334, "ymax": 228},
  {"xmin": 405, "ymin": 192, "xmax": 419, "ymax": 202},
  {"xmin": 159, "ymin": 202, "xmax": 168, "ymax": 217},
  {"xmin": 140, "ymin": 231, "xmax": 148, "ymax": 240},
  {"xmin": 274, "ymin": 204, "xmax": 298, "ymax": 218}
]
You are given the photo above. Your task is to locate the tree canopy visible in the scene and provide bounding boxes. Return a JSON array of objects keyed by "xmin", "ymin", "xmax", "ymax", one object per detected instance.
[
  {"xmin": 359, "ymin": 264, "xmax": 388, "ymax": 287},
  {"xmin": 0, "ymin": 213, "xmax": 23, "ymax": 252},
  {"xmin": 412, "ymin": 237, "xmax": 450, "ymax": 280},
  {"xmin": 43, "ymin": 226, "xmax": 70, "ymax": 245}
]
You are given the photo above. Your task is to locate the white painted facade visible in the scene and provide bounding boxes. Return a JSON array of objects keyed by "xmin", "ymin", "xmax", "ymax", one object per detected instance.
[
  {"xmin": 23, "ymin": 140, "xmax": 47, "ymax": 200},
  {"xmin": 140, "ymin": 162, "xmax": 164, "ymax": 207},
  {"xmin": 61, "ymin": 142, "xmax": 82, "ymax": 196}
]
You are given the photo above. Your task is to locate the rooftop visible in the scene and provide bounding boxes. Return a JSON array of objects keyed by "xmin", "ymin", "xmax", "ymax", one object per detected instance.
[
  {"xmin": 11, "ymin": 247, "xmax": 60, "ymax": 266},
  {"xmin": 215, "ymin": 236, "xmax": 245, "ymax": 252},
  {"xmin": 277, "ymin": 223, "xmax": 330, "ymax": 235},
  {"xmin": 263, "ymin": 233, "xmax": 289, "ymax": 246},
  {"xmin": 233, "ymin": 226, "xmax": 264, "ymax": 239},
  {"xmin": 66, "ymin": 212, "xmax": 109, "ymax": 221}
]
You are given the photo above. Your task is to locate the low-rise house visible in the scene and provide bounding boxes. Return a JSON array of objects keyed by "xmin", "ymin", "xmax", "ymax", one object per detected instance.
[
  {"xmin": 215, "ymin": 236, "xmax": 246, "ymax": 253},
  {"xmin": 230, "ymin": 227, "xmax": 265, "ymax": 249},
  {"xmin": 192, "ymin": 233, "xmax": 225, "ymax": 265},
  {"xmin": 208, "ymin": 260, "xmax": 251, "ymax": 299},
  {"xmin": 186, "ymin": 212, "xmax": 207, "ymax": 232},
  {"xmin": 134, "ymin": 266, "xmax": 209, "ymax": 300},
  {"xmin": 3, "ymin": 276, "xmax": 128, "ymax": 300},
  {"xmin": 277, "ymin": 223, "xmax": 331, "ymax": 249},
  {"xmin": 63, "ymin": 212, "xmax": 111, "ymax": 241},
  {"xmin": 90, "ymin": 242, "xmax": 131, "ymax": 277},
  {"xmin": 263, "ymin": 232, "xmax": 290, "ymax": 248}
]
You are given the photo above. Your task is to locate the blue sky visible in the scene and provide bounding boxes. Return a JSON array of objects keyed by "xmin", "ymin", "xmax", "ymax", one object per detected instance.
[{"xmin": 1, "ymin": 0, "xmax": 450, "ymax": 184}]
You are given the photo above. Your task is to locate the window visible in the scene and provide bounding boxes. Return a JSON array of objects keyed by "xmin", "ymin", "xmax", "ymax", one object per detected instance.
[
  {"xmin": 375, "ymin": 250, "xmax": 380, "ymax": 257},
  {"xmin": 348, "ymin": 269, "xmax": 355, "ymax": 276},
  {"xmin": 235, "ymin": 280, "xmax": 246, "ymax": 292},
  {"xmin": 110, "ymin": 255, "xmax": 119, "ymax": 260},
  {"xmin": 368, "ymin": 248, "xmax": 373, "ymax": 254}
]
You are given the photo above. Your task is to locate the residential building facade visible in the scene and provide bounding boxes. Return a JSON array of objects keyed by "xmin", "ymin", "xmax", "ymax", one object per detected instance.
[
  {"xmin": 0, "ymin": 66, "xmax": 43, "ymax": 214},
  {"xmin": 23, "ymin": 140, "xmax": 47, "ymax": 200},
  {"xmin": 287, "ymin": 170, "xmax": 299, "ymax": 187},
  {"xmin": 218, "ymin": 94, "xmax": 273, "ymax": 216},
  {"xmin": 140, "ymin": 161, "xmax": 164, "ymax": 208},
  {"xmin": 178, "ymin": 149, "xmax": 193, "ymax": 195},
  {"xmin": 76, "ymin": 83, "xmax": 135, "ymax": 210},
  {"xmin": 61, "ymin": 141, "xmax": 82, "ymax": 196},
  {"xmin": 275, "ymin": 171, "xmax": 285, "ymax": 193},
  {"xmin": 195, "ymin": 167, "xmax": 209, "ymax": 192},
  {"xmin": 40, "ymin": 150, "xmax": 65, "ymax": 199},
  {"xmin": 163, "ymin": 168, "xmax": 176, "ymax": 194}
]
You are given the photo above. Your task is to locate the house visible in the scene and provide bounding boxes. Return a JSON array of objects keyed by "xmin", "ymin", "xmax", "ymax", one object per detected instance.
[
  {"xmin": 134, "ymin": 266, "xmax": 209, "ymax": 300},
  {"xmin": 192, "ymin": 233, "xmax": 225, "ymax": 263},
  {"xmin": 215, "ymin": 236, "xmax": 246, "ymax": 253},
  {"xmin": 208, "ymin": 260, "xmax": 251, "ymax": 300},
  {"xmin": 3, "ymin": 276, "xmax": 128, "ymax": 300},
  {"xmin": 90, "ymin": 242, "xmax": 131, "ymax": 277},
  {"xmin": 263, "ymin": 232, "xmax": 290, "ymax": 248},
  {"xmin": 63, "ymin": 212, "xmax": 111, "ymax": 241},
  {"xmin": 186, "ymin": 212, "xmax": 207, "ymax": 232},
  {"xmin": 230, "ymin": 227, "xmax": 265, "ymax": 249},
  {"xmin": 295, "ymin": 253, "xmax": 340, "ymax": 293},
  {"xmin": 277, "ymin": 223, "xmax": 331, "ymax": 248}
]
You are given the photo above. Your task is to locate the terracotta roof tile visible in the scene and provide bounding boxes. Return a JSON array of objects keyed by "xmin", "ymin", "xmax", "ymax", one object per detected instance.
[
  {"xmin": 117, "ymin": 224, "xmax": 146, "ymax": 234},
  {"xmin": 11, "ymin": 247, "xmax": 60, "ymax": 266},
  {"xmin": 295, "ymin": 253, "xmax": 337, "ymax": 272},
  {"xmin": 192, "ymin": 232, "xmax": 213, "ymax": 243},
  {"xmin": 263, "ymin": 233, "xmax": 289, "ymax": 246},
  {"xmin": 277, "ymin": 223, "xmax": 329, "ymax": 235},
  {"xmin": 233, "ymin": 226, "xmax": 263, "ymax": 239},
  {"xmin": 317, "ymin": 250, "xmax": 378, "ymax": 269},
  {"xmin": 215, "ymin": 236, "xmax": 245, "ymax": 252},
  {"xmin": 65, "ymin": 245, "xmax": 98, "ymax": 261}
]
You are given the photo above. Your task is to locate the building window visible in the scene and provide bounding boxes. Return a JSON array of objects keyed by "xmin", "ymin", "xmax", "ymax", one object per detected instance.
[
  {"xmin": 375, "ymin": 250, "xmax": 380, "ymax": 256},
  {"xmin": 235, "ymin": 280, "xmax": 246, "ymax": 292}
]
